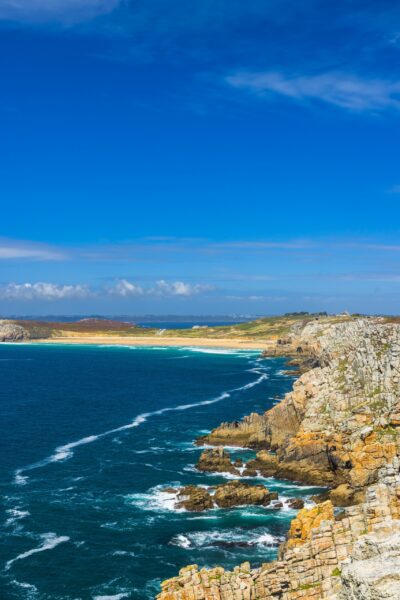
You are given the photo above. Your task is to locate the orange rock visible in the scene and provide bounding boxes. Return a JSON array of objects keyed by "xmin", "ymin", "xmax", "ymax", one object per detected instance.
[{"xmin": 287, "ymin": 501, "xmax": 334, "ymax": 547}]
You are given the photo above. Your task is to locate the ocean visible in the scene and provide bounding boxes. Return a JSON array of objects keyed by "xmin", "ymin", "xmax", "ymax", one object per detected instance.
[{"xmin": 0, "ymin": 343, "xmax": 323, "ymax": 600}]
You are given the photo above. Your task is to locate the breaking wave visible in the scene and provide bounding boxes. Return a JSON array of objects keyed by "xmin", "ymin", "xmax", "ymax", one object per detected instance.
[{"xmin": 6, "ymin": 533, "xmax": 70, "ymax": 570}]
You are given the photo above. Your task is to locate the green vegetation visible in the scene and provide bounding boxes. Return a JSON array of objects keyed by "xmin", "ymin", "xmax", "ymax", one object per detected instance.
[
  {"xmin": 12, "ymin": 313, "xmax": 356, "ymax": 341},
  {"xmin": 331, "ymin": 567, "xmax": 341, "ymax": 577},
  {"xmin": 299, "ymin": 581, "xmax": 321, "ymax": 590}
]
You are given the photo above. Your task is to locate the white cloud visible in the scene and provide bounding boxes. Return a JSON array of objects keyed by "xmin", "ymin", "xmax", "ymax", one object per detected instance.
[
  {"xmin": 0, "ymin": 0, "xmax": 120, "ymax": 24},
  {"xmin": 226, "ymin": 71, "xmax": 400, "ymax": 112},
  {"xmin": 0, "ymin": 282, "xmax": 91, "ymax": 300},
  {"xmin": 108, "ymin": 279, "xmax": 144, "ymax": 296},
  {"xmin": 153, "ymin": 280, "xmax": 213, "ymax": 296},
  {"xmin": 0, "ymin": 278, "xmax": 213, "ymax": 301}
]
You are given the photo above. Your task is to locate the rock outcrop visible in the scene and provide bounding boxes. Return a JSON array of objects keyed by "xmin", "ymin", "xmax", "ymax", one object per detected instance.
[
  {"xmin": 175, "ymin": 486, "xmax": 214, "ymax": 512},
  {"xmin": 174, "ymin": 481, "xmax": 277, "ymax": 511},
  {"xmin": 0, "ymin": 321, "xmax": 29, "ymax": 342},
  {"xmin": 213, "ymin": 480, "xmax": 277, "ymax": 508},
  {"xmin": 196, "ymin": 448, "xmax": 240, "ymax": 475},
  {"xmin": 157, "ymin": 317, "xmax": 400, "ymax": 600}
]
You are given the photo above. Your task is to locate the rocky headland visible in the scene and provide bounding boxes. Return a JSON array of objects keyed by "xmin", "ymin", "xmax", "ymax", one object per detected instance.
[
  {"xmin": 158, "ymin": 317, "xmax": 400, "ymax": 599},
  {"xmin": 0, "ymin": 320, "xmax": 29, "ymax": 342}
]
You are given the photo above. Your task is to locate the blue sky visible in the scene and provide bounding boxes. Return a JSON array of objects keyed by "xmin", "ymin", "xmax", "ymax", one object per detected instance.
[{"xmin": 1, "ymin": 0, "xmax": 400, "ymax": 315}]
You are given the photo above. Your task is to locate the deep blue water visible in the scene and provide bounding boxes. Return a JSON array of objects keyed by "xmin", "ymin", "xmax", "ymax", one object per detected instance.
[{"xmin": 0, "ymin": 344, "xmax": 322, "ymax": 600}]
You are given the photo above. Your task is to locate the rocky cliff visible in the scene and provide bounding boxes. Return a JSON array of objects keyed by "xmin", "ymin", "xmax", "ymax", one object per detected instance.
[{"xmin": 157, "ymin": 317, "xmax": 400, "ymax": 600}]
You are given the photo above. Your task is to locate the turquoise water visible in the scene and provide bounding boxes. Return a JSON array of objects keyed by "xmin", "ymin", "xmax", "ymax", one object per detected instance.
[{"xmin": 0, "ymin": 344, "xmax": 322, "ymax": 600}]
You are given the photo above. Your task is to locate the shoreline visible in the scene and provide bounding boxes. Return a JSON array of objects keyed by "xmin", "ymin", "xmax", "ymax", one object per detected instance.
[{"xmin": 29, "ymin": 335, "xmax": 268, "ymax": 350}]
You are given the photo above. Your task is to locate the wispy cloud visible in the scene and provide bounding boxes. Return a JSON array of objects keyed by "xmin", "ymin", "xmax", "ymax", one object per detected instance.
[
  {"xmin": 0, "ymin": 0, "xmax": 120, "ymax": 24},
  {"xmin": 386, "ymin": 184, "xmax": 400, "ymax": 194},
  {"xmin": 210, "ymin": 240, "xmax": 312, "ymax": 250},
  {"xmin": 0, "ymin": 239, "xmax": 67, "ymax": 261},
  {"xmin": 226, "ymin": 71, "xmax": 400, "ymax": 112},
  {"xmin": 0, "ymin": 282, "xmax": 91, "ymax": 300}
]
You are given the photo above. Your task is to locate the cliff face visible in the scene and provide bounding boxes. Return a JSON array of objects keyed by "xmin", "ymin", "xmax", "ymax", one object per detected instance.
[
  {"xmin": 158, "ymin": 318, "xmax": 400, "ymax": 600},
  {"xmin": 202, "ymin": 319, "xmax": 400, "ymax": 491},
  {"xmin": 158, "ymin": 465, "xmax": 400, "ymax": 600}
]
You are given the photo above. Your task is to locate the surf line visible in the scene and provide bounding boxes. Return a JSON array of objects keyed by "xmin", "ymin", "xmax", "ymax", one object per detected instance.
[{"xmin": 14, "ymin": 366, "xmax": 269, "ymax": 481}]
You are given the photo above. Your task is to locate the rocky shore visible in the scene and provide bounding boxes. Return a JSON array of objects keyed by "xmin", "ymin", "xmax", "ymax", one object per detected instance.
[
  {"xmin": 157, "ymin": 317, "xmax": 400, "ymax": 599},
  {"xmin": 169, "ymin": 481, "xmax": 281, "ymax": 512}
]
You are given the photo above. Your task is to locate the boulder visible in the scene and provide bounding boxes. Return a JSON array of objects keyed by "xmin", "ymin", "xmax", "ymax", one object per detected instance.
[
  {"xmin": 196, "ymin": 448, "xmax": 239, "ymax": 475},
  {"xmin": 213, "ymin": 480, "xmax": 277, "ymax": 508},
  {"xmin": 287, "ymin": 497, "xmax": 304, "ymax": 510},
  {"xmin": 175, "ymin": 486, "xmax": 213, "ymax": 512}
]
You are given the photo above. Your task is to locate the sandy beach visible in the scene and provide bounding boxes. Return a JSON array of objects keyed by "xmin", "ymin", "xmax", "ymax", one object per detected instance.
[{"xmin": 33, "ymin": 334, "xmax": 270, "ymax": 350}]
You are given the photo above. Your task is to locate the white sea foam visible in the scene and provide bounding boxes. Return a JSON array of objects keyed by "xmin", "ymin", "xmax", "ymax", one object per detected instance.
[
  {"xmin": 14, "ymin": 473, "xmax": 28, "ymax": 485},
  {"xmin": 10, "ymin": 579, "xmax": 38, "ymax": 599},
  {"xmin": 170, "ymin": 527, "xmax": 282, "ymax": 549},
  {"xmin": 93, "ymin": 595, "xmax": 129, "ymax": 600},
  {"xmin": 185, "ymin": 347, "xmax": 261, "ymax": 355},
  {"xmin": 200, "ymin": 444, "xmax": 250, "ymax": 452},
  {"xmin": 127, "ymin": 485, "xmax": 183, "ymax": 513},
  {"xmin": 233, "ymin": 373, "xmax": 268, "ymax": 391},
  {"xmin": 170, "ymin": 533, "xmax": 191, "ymax": 548},
  {"xmin": 5, "ymin": 508, "xmax": 30, "ymax": 526},
  {"xmin": 6, "ymin": 533, "xmax": 70, "ymax": 570}
]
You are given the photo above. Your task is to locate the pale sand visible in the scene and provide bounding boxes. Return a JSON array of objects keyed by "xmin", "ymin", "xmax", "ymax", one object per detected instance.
[{"xmin": 33, "ymin": 334, "xmax": 272, "ymax": 350}]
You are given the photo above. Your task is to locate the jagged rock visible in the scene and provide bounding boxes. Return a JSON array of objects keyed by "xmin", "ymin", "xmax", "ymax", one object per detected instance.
[
  {"xmin": 173, "ymin": 481, "xmax": 278, "ymax": 511},
  {"xmin": 286, "ymin": 500, "xmax": 334, "ymax": 548},
  {"xmin": 287, "ymin": 497, "xmax": 305, "ymax": 509},
  {"xmin": 213, "ymin": 480, "xmax": 277, "ymax": 508},
  {"xmin": 330, "ymin": 483, "xmax": 365, "ymax": 507},
  {"xmin": 244, "ymin": 450, "xmax": 279, "ymax": 477},
  {"xmin": 0, "ymin": 321, "xmax": 29, "ymax": 342},
  {"xmin": 197, "ymin": 411, "xmax": 269, "ymax": 448},
  {"xmin": 196, "ymin": 447, "xmax": 239, "ymax": 475},
  {"xmin": 175, "ymin": 486, "xmax": 213, "ymax": 512}
]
